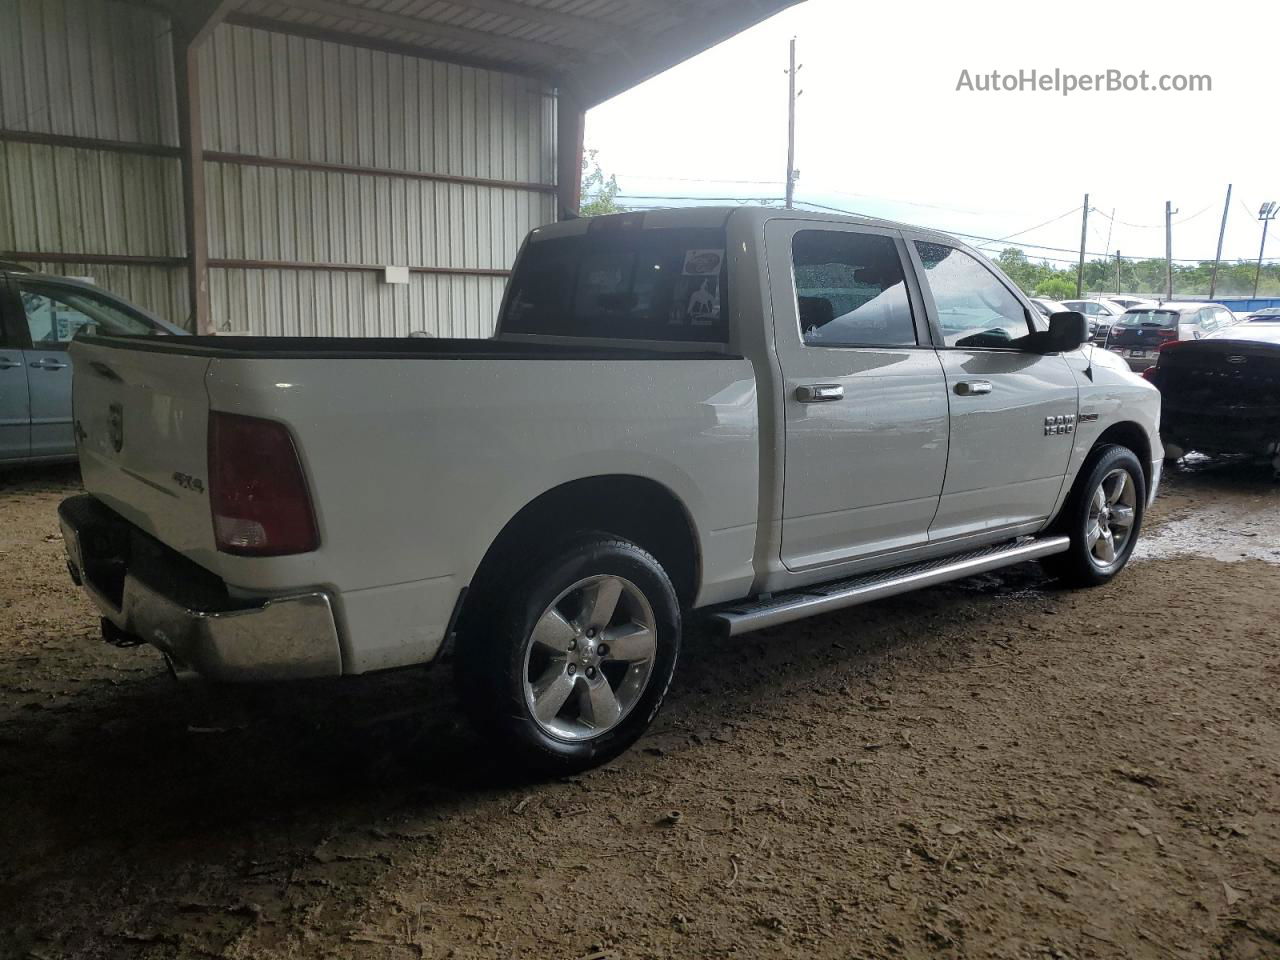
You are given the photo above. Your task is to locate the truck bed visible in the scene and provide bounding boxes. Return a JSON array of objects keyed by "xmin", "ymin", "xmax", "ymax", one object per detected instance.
[{"xmin": 68, "ymin": 332, "xmax": 760, "ymax": 673}]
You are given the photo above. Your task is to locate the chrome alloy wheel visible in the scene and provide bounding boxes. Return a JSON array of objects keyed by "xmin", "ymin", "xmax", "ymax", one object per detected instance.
[
  {"xmin": 1087, "ymin": 467, "xmax": 1138, "ymax": 569},
  {"xmin": 521, "ymin": 575, "xmax": 658, "ymax": 741}
]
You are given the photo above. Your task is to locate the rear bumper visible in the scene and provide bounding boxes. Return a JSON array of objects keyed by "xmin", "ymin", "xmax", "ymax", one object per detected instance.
[
  {"xmin": 1105, "ymin": 345, "xmax": 1158, "ymax": 371},
  {"xmin": 59, "ymin": 495, "xmax": 343, "ymax": 681}
]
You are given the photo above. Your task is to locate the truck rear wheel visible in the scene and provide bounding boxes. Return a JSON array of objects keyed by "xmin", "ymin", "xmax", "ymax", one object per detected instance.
[
  {"xmin": 455, "ymin": 535, "xmax": 681, "ymax": 774},
  {"xmin": 1044, "ymin": 444, "xmax": 1146, "ymax": 587}
]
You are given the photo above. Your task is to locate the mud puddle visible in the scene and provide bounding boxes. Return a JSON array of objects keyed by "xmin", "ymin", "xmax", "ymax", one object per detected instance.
[{"xmin": 1135, "ymin": 454, "xmax": 1280, "ymax": 564}]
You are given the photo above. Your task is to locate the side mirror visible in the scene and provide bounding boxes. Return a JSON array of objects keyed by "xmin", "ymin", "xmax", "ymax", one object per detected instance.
[{"xmin": 1045, "ymin": 311, "xmax": 1089, "ymax": 352}]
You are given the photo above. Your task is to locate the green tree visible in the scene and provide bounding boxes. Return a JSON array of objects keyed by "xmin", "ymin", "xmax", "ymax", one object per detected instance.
[
  {"xmin": 1037, "ymin": 274, "xmax": 1076, "ymax": 300},
  {"xmin": 985, "ymin": 246, "xmax": 1280, "ymax": 300},
  {"xmin": 579, "ymin": 149, "xmax": 620, "ymax": 217}
]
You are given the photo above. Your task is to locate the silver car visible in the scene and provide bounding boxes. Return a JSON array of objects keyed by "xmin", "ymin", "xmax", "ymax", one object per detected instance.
[
  {"xmin": 1, "ymin": 270, "xmax": 184, "ymax": 465},
  {"xmin": 1104, "ymin": 302, "xmax": 1236, "ymax": 371},
  {"xmin": 1062, "ymin": 298, "xmax": 1131, "ymax": 343}
]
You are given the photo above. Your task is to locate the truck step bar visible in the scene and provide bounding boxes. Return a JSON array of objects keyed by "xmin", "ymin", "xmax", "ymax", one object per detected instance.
[{"xmin": 709, "ymin": 536, "xmax": 1072, "ymax": 637}]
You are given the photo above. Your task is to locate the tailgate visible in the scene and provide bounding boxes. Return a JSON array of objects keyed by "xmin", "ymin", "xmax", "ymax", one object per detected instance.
[{"xmin": 70, "ymin": 339, "xmax": 215, "ymax": 559}]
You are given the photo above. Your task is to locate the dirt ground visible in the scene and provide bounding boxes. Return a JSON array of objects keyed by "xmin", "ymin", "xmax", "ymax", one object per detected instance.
[{"xmin": 1, "ymin": 460, "xmax": 1277, "ymax": 960}]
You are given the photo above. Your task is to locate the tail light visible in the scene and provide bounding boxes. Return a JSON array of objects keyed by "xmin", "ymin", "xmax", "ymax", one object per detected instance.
[
  {"xmin": 1157, "ymin": 328, "xmax": 1178, "ymax": 342},
  {"xmin": 1141, "ymin": 366, "xmax": 1159, "ymax": 381},
  {"xmin": 208, "ymin": 412, "xmax": 319, "ymax": 556}
]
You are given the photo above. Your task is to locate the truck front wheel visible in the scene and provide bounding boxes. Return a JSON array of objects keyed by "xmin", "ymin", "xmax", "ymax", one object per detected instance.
[
  {"xmin": 455, "ymin": 535, "xmax": 681, "ymax": 774},
  {"xmin": 1044, "ymin": 444, "xmax": 1146, "ymax": 587}
]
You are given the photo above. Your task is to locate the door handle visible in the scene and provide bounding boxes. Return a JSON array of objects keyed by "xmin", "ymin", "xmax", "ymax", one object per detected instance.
[
  {"xmin": 0, "ymin": 358, "xmax": 21, "ymax": 370},
  {"xmin": 954, "ymin": 380, "xmax": 993, "ymax": 396},
  {"xmin": 796, "ymin": 383, "xmax": 844, "ymax": 403},
  {"xmin": 29, "ymin": 359, "xmax": 69, "ymax": 370}
]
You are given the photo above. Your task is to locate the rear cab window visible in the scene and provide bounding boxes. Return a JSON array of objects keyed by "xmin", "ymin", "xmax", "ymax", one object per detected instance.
[{"xmin": 501, "ymin": 226, "xmax": 728, "ymax": 343}]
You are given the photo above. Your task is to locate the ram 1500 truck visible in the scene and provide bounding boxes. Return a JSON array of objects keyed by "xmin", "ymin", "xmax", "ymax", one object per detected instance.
[{"xmin": 59, "ymin": 207, "xmax": 1162, "ymax": 771}]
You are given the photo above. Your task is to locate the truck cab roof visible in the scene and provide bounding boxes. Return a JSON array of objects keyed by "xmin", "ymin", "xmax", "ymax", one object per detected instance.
[{"xmin": 532, "ymin": 205, "xmax": 963, "ymax": 248}]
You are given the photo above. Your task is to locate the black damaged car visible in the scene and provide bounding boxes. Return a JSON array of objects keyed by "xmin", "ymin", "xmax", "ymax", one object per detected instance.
[{"xmin": 1142, "ymin": 317, "xmax": 1280, "ymax": 470}]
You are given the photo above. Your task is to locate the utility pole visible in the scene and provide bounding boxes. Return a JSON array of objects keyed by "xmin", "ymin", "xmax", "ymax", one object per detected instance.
[
  {"xmin": 1209, "ymin": 184, "xmax": 1232, "ymax": 299},
  {"xmin": 1076, "ymin": 194, "xmax": 1089, "ymax": 297},
  {"xmin": 1256, "ymin": 202, "xmax": 1278, "ymax": 298},
  {"xmin": 1164, "ymin": 201, "xmax": 1178, "ymax": 301},
  {"xmin": 785, "ymin": 37, "xmax": 799, "ymax": 209},
  {"xmin": 1115, "ymin": 250, "xmax": 1121, "ymax": 294}
]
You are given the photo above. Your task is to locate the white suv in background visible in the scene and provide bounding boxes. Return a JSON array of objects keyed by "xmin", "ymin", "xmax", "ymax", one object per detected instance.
[{"xmin": 1063, "ymin": 299, "xmax": 1134, "ymax": 343}]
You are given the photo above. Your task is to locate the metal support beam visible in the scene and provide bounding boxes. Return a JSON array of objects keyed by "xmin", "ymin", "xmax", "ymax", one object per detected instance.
[
  {"xmin": 0, "ymin": 128, "xmax": 180, "ymax": 158},
  {"xmin": 556, "ymin": 92, "xmax": 586, "ymax": 220},
  {"xmin": 169, "ymin": 6, "xmax": 236, "ymax": 334},
  {"xmin": 168, "ymin": 0, "xmax": 237, "ymax": 48},
  {"xmin": 173, "ymin": 38, "xmax": 210, "ymax": 334},
  {"xmin": 203, "ymin": 149, "xmax": 555, "ymax": 194}
]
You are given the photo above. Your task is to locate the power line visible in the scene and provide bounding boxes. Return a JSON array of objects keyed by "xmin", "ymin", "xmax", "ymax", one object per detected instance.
[
  {"xmin": 985, "ymin": 205, "xmax": 1083, "ymax": 244},
  {"xmin": 1090, "ymin": 203, "xmax": 1215, "ymax": 229},
  {"xmin": 615, "ymin": 173, "xmax": 785, "ymax": 186},
  {"xmin": 616, "ymin": 195, "xmax": 1280, "ymax": 262},
  {"xmin": 617, "ymin": 194, "xmax": 783, "ymax": 202}
]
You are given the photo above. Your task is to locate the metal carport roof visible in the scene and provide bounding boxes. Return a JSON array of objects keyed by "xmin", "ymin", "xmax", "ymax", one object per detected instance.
[{"xmin": 169, "ymin": 0, "xmax": 804, "ymax": 108}]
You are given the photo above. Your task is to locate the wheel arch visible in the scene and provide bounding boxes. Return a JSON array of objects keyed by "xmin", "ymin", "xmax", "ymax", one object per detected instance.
[
  {"xmin": 1095, "ymin": 421, "xmax": 1153, "ymax": 494},
  {"xmin": 463, "ymin": 474, "xmax": 702, "ymax": 615}
]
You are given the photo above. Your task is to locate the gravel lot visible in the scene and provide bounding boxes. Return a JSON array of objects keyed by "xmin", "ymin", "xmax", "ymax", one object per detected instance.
[{"xmin": 1, "ymin": 460, "xmax": 1277, "ymax": 960}]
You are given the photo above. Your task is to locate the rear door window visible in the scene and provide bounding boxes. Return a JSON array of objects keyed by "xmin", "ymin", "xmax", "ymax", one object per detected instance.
[
  {"xmin": 17, "ymin": 280, "xmax": 159, "ymax": 347},
  {"xmin": 791, "ymin": 230, "xmax": 916, "ymax": 347},
  {"xmin": 502, "ymin": 227, "xmax": 728, "ymax": 343}
]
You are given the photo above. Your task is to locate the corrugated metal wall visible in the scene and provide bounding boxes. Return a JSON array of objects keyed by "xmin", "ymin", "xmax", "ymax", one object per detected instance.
[
  {"xmin": 2, "ymin": 2, "xmax": 558, "ymax": 337},
  {"xmin": 198, "ymin": 23, "xmax": 557, "ymax": 336},
  {"xmin": 0, "ymin": 0, "xmax": 178, "ymax": 142},
  {"xmin": 0, "ymin": 0, "xmax": 188, "ymax": 324}
]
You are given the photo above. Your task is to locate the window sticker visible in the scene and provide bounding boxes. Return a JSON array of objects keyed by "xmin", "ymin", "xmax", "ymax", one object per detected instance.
[
  {"xmin": 670, "ymin": 276, "xmax": 720, "ymax": 326},
  {"xmin": 683, "ymin": 249, "xmax": 725, "ymax": 276}
]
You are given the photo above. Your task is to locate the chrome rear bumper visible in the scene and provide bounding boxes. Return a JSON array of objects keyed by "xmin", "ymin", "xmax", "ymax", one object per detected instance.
[{"xmin": 59, "ymin": 495, "xmax": 342, "ymax": 681}]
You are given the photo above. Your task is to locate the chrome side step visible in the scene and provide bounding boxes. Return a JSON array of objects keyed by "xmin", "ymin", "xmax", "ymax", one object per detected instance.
[{"xmin": 710, "ymin": 536, "xmax": 1071, "ymax": 637}]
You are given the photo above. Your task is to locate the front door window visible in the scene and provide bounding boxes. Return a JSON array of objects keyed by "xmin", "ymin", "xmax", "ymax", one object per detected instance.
[{"xmin": 914, "ymin": 242, "xmax": 1032, "ymax": 348}]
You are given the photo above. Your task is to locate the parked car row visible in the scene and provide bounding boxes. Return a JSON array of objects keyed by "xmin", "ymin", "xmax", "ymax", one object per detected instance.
[
  {"xmin": 1104, "ymin": 302, "xmax": 1238, "ymax": 371},
  {"xmin": 1029, "ymin": 295, "xmax": 1163, "ymax": 345},
  {"xmin": 1063, "ymin": 298, "xmax": 1139, "ymax": 343},
  {"xmin": 1025, "ymin": 292, "xmax": 1279, "ymax": 470}
]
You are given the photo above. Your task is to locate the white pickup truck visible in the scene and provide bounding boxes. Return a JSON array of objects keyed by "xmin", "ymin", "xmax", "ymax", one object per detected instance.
[{"xmin": 60, "ymin": 207, "xmax": 1161, "ymax": 771}]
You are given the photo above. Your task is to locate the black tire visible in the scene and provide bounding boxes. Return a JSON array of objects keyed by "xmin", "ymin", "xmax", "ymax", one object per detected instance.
[
  {"xmin": 454, "ymin": 534, "xmax": 681, "ymax": 775},
  {"xmin": 1044, "ymin": 444, "xmax": 1146, "ymax": 588}
]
